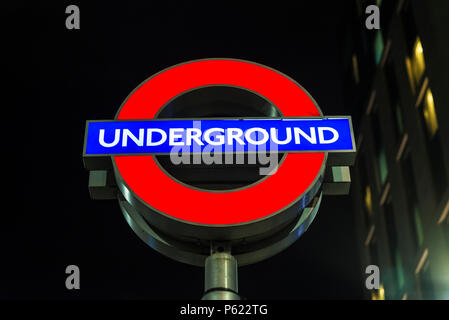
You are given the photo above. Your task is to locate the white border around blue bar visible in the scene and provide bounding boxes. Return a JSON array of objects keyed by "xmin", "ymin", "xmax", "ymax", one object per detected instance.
[{"xmin": 83, "ymin": 117, "xmax": 356, "ymax": 156}]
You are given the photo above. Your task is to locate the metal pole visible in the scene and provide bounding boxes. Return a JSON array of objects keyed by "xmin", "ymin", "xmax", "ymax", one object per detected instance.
[{"xmin": 202, "ymin": 244, "xmax": 240, "ymax": 300}]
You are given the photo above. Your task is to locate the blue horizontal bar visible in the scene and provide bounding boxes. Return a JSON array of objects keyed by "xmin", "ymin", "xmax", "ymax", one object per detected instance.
[{"xmin": 84, "ymin": 118, "xmax": 355, "ymax": 155}]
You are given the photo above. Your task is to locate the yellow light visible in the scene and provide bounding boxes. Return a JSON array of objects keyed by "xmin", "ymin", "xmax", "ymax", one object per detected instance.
[
  {"xmin": 405, "ymin": 37, "xmax": 426, "ymax": 95},
  {"xmin": 365, "ymin": 186, "xmax": 372, "ymax": 215},
  {"xmin": 379, "ymin": 284, "xmax": 385, "ymax": 300},
  {"xmin": 405, "ymin": 57, "xmax": 416, "ymax": 95},
  {"xmin": 371, "ymin": 284, "xmax": 386, "ymax": 300},
  {"xmin": 416, "ymin": 40, "xmax": 423, "ymax": 54},
  {"xmin": 423, "ymin": 88, "xmax": 438, "ymax": 138},
  {"xmin": 412, "ymin": 37, "xmax": 426, "ymax": 87},
  {"xmin": 416, "ymin": 41, "xmax": 423, "ymax": 54}
]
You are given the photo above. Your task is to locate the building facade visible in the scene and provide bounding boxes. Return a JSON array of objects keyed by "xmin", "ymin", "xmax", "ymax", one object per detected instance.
[{"xmin": 343, "ymin": 0, "xmax": 449, "ymax": 299}]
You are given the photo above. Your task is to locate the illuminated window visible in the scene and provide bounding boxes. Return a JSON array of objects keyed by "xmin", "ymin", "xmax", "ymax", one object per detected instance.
[
  {"xmin": 365, "ymin": 186, "xmax": 373, "ymax": 216},
  {"xmin": 372, "ymin": 283, "xmax": 385, "ymax": 300},
  {"xmin": 422, "ymin": 88, "xmax": 438, "ymax": 138},
  {"xmin": 418, "ymin": 87, "xmax": 446, "ymax": 199},
  {"xmin": 405, "ymin": 37, "xmax": 426, "ymax": 94},
  {"xmin": 374, "ymin": 31, "xmax": 384, "ymax": 65},
  {"xmin": 405, "ymin": 57, "xmax": 416, "ymax": 94},
  {"xmin": 412, "ymin": 38, "xmax": 426, "ymax": 84},
  {"xmin": 379, "ymin": 284, "xmax": 385, "ymax": 300}
]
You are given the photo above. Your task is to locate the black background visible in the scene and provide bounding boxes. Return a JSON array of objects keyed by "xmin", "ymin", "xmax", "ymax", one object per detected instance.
[{"xmin": 3, "ymin": 1, "xmax": 364, "ymax": 299}]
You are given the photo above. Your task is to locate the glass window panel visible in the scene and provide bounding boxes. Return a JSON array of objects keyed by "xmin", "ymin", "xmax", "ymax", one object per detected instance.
[
  {"xmin": 404, "ymin": 37, "xmax": 426, "ymax": 94},
  {"xmin": 411, "ymin": 38, "xmax": 426, "ymax": 86},
  {"xmin": 395, "ymin": 251, "xmax": 405, "ymax": 290},
  {"xmin": 374, "ymin": 31, "xmax": 384, "ymax": 65},
  {"xmin": 401, "ymin": 149, "xmax": 422, "ymax": 251},
  {"xmin": 422, "ymin": 88, "xmax": 438, "ymax": 138},
  {"xmin": 405, "ymin": 56, "xmax": 416, "ymax": 94},
  {"xmin": 378, "ymin": 148, "xmax": 388, "ymax": 185},
  {"xmin": 385, "ymin": 56, "xmax": 404, "ymax": 138},
  {"xmin": 414, "ymin": 205, "xmax": 424, "ymax": 248},
  {"xmin": 395, "ymin": 103, "xmax": 404, "ymax": 135},
  {"xmin": 365, "ymin": 186, "xmax": 373, "ymax": 215}
]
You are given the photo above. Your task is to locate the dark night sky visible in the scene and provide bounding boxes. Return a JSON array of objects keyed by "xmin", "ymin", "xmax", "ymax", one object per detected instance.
[{"xmin": 3, "ymin": 2, "xmax": 364, "ymax": 299}]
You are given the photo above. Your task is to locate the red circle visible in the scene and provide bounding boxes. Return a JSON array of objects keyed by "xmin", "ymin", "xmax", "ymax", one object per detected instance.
[{"xmin": 114, "ymin": 59, "xmax": 325, "ymax": 225}]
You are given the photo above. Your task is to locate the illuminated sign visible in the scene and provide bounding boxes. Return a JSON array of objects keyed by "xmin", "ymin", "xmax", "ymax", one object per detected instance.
[
  {"xmin": 83, "ymin": 58, "xmax": 356, "ymax": 268},
  {"xmin": 84, "ymin": 117, "xmax": 355, "ymax": 156}
]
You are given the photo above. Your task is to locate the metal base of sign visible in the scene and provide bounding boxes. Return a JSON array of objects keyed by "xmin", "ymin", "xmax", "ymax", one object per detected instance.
[
  {"xmin": 202, "ymin": 246, "xmax": 240, "ymax": 300},
  {"xmin": 119, "ymin": 191, "xmax": 322, "ymax": 267}
]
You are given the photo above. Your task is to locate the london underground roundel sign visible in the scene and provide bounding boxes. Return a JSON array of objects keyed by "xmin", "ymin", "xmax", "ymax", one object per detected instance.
[{"xmin": 83, "ymin": 58, "xmax": 355, "ymax": 265}]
